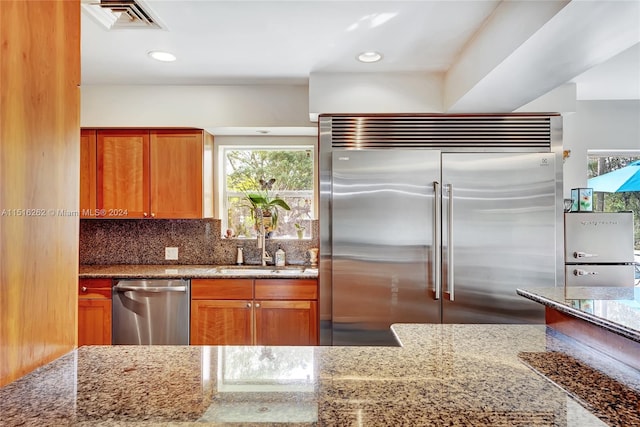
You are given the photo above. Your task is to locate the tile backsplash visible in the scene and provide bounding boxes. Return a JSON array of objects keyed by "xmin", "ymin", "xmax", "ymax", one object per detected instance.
[{"xmin": 79, "ymin": 219, "xmax": 319, "ymax": 266}]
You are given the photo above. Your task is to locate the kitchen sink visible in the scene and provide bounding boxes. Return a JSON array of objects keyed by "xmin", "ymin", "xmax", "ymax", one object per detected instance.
[{"xmin": 215, "ymin": 266, "xmax": 314, "ymax": 276}]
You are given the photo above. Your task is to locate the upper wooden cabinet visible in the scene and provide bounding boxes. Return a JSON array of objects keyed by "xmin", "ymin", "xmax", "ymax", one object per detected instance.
[
  {"xmin": 150, "ymin": 130, "xmax": 206, "ymax": 219},
  {"xmin": 80, "ymin": 128, "xmax": 213, "ymax": 219},
  {"xmin": 97, "ymin": 129, "xmax": 150, "ymax": 218},
  {"xmin": 80, "ymin": 130, "xmax": 97, "ymax": 218}
]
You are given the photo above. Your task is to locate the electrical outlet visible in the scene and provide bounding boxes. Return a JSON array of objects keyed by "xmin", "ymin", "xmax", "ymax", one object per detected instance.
[{"xmin": 165, "ymin": 247, "xmax": 179, "ymax": 260}]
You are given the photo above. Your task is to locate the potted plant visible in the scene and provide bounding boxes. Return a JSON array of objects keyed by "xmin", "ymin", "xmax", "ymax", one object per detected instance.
[
  {"xmin": 295, "ymin": 222, "xmax": 305, "ymax": 239},
  {"xmin": 244, "ymin": 178, "xmax": 290, "ymax": 235}
]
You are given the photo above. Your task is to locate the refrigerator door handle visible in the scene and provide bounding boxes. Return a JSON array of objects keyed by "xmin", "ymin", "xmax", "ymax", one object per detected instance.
[
  {"xmin": 573, "ymin": 268, "xmax": 599, "ymax": 276},
  {"xmin": 446, "ymin": 184, "xmax": 454, "ymax": 301},
  {"xmin": 573, "ymin": 251, "xmax": 599, "ymax": 259},
  {"xmin": 433, "ymin": 181, "xmax": 441, "ymax": 300}
]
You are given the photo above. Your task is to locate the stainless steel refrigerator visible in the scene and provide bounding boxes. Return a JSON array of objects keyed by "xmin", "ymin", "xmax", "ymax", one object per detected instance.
[
  {"xmin": 564, "ymin": 212, "xmax": 635, "ymax": 287},
  {"xmin": 319, "ymin": 114, "xmax": 564, "ymax": 345}
]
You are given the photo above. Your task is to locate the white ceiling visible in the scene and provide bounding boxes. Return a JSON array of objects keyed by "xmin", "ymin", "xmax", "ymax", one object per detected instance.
[
  {"xmin": 81, "ymin": 0, "xmax": 640, "ymax": 103},
  {"xmin": 81, "ymin": 0, "xmax": 502, "ymax": 85}
]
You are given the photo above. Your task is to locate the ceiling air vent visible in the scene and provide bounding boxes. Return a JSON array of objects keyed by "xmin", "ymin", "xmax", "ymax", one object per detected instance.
[{"xmin": 81, "ymin": 0, "xmax": 165, "ymax": 30}]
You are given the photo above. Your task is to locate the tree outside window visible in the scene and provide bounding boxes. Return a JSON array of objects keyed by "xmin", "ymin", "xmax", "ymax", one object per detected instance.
[{"xmin": 222, "ymin": 147, "xmax": 314, "ymax": 239}]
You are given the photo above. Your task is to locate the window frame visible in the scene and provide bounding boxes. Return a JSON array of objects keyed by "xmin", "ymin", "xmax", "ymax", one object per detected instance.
[
  {"xmin": 218, "ymin": 144, "xmax": 316, "ymax": 239},
  {"xmin": 587, "ymin": 149, "xmax": 640, "ymax": 251}
]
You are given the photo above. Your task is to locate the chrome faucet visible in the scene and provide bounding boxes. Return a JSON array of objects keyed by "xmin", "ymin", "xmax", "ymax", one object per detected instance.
[
  {"xmin": 256, "ymin": 209, "xmax": 272, "ymax": 266},
  {"xmin": 258, "ymin": 230, "xmax": 272, "ymax": 266}
]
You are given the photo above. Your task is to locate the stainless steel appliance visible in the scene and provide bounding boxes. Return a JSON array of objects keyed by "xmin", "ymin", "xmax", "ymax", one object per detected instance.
[
  {"xmin": 112, "ymin": 279, "xmax": 190, "ymax": 345},
  {"xmin": 564, "ymin": 212, "xmax": 635, "ymax": 286},
  {"xmin": 319, "ymin": 114, "xmax": 564, "ymax": 345}
]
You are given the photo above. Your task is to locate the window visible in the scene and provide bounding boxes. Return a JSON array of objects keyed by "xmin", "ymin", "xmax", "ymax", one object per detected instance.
[
  {"xmin": 588, "ymin": 152, "xmax": 640, "ymax": 251},
  {"xmin": 220, "ymin": 146, "xmax": 314, "ymax": 239}
]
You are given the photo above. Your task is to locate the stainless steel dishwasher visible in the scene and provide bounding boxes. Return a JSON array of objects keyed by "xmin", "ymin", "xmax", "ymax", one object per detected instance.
[{"xmin": 112, "ymin": 279, "xmax": 190, "ymax": 345}]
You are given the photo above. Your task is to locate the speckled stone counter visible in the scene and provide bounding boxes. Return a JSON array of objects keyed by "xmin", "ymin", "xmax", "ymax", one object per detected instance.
[
  {"xmin": 1, "ymin": 325, "xmax": 639, "ymax": 426},
  {"xmin": 79, "ymin": 264, "xmax": 318, "ymax": 279},
  {"xmin": 517, "ymin": 287, "xmax": 640, "ymax": 343}
]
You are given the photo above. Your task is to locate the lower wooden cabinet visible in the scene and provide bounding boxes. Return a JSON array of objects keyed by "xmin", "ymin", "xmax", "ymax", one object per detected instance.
[
  {"xmin": 255, "ymin": 279, "xmax": 318, "ymax": 346},
  {"xmin": 190, "ymin": 278, "xmax": 318, "ymax": 346},
  {"xmin": 191, "ymin": 299, "xmax": 253, "ymax": 345},
  {"xmin": 78, "ymin": 278, "xmax": 112, "ymax": 346},
  {"xmin": 255, "ymin": 300, "xmax": 318, "ymax": 345}
]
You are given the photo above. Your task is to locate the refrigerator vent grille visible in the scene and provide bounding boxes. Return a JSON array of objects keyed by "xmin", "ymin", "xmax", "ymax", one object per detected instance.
[{"xmin": 329, "ymin": 116, "xmax": 552, "ymax": 151}]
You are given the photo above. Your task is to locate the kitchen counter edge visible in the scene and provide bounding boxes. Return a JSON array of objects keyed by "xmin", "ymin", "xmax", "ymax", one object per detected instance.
[
  {"xmin": 517, "ymin": 287, "xmax": 640, "ymax": 343},
  {"xmin": 79, "ymin": 264, "xmax": 318, "ymax": 279}
]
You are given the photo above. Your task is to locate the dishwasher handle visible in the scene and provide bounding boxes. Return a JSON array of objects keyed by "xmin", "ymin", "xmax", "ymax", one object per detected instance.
[{"xmin": 114, "ymin": 284, "xmax": 188, "ymax": 293}]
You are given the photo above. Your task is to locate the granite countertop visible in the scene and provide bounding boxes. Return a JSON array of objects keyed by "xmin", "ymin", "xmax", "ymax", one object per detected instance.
[
  {"xmin": 79, "ymin": 264, "xmax": 319, "ymax": 279},
  {"xmin": 517, "ymin": 286, "xmax": 640, "ymax": 343},
  {"xmin": 1, "ymin": 324, "xmax": 639, "ymax": 426}
]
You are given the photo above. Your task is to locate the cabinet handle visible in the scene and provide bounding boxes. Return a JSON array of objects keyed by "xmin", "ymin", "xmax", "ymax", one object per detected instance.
[
  {"xmin": 246, "ymin": 302, "xmax": 252, "ymax": 308},
  {"xmin": 255, "ymin": 302, "xmax": 261, "ymax": 308},
  {"xmin": 150, "ymin": 213, "xmax": 156, "ymax": 218},
  {"xmin": 143, "ymin": 212, "xmax": 148, "ymax": 217},
  {"xmin": 81, "ymin": 286, "xmax": 87, "ymax": 292}
]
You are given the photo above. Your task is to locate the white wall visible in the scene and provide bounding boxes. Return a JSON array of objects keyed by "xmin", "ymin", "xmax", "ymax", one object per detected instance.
[
  {"xmin": 308, "ymin": 72, "xmax": 443, "ymax": 120},
  {"xmin": 562, "ymin": 100, "xmax": 640, "ymax": 197},
  {"xmin": 81, "ymin": 84, "xmax": 313, "ymax": 129}
]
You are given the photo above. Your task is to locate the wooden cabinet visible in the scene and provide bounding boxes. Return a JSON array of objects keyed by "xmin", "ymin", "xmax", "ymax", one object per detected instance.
[
  {"xmin": 255, "ymin": 279, "xmax": 318, "ymax": 346},
  {"xmin": 80, "ymin": 129, "xmax": 97, "ymax": 218},
  {"xmin": 191, "ymin": 279, "xmax": 254, "ymax": 345},
  {"xmin": 150, "ymin": 130, "xmax": 208, "ymax": 218},
  {"xmin": 78, "ymin": 279, "xmax": 112, "ymax": 346},
  {"xmin": 81, "ymin": 128, "xmax": 213, "ymax": 219},
  {"xmin": 191, "ymin": 278, "xmax": 318, "ymax": 346},
  {"xmin": 97, "ymin": 129, "xmax": 150, "ymax": 218}
]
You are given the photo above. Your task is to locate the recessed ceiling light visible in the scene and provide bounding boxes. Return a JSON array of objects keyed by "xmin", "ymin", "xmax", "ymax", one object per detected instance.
[
  {"xmin": 357, "ymin": 51, "xmax": 382, "ymax": 63},
  {"xmin": 148, "ymin": 50, "xmax": 176, "ymax": 62}
]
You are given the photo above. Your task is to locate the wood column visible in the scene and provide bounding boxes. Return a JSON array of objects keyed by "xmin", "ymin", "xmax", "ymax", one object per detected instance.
[{"xmin": 0, "ymin": 0, "xmax": 81, "ymax": 386}]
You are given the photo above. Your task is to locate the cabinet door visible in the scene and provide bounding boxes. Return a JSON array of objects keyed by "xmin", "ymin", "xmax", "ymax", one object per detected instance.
[
  {"xmin": 80, "ymin": 129, "xmax": 97, "ymax": 218},
  {"xmin": 255, "ymin": 300, "xmax": 318, "ymax": 346},
  {"xmin": 191, "ymin": 300, "xmax": 252, "ymax": 345},
  {"xmin": 78, "ymin": 299, "xmax": 112, "ymax": 346},
  {"xmin": 78, "ymin": 278, "xmax": 112, "ymax": 346},
  {"xmin": 150, "ymin": 130, "xmax": 203, "ymax": 218},
  {"xmin": 97, "ymin": 130, "xmax": 150, "ymax": 218}
]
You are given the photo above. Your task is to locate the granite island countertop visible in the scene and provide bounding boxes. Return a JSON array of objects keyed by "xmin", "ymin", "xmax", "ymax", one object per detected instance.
[
  {"xmin": 517, "ymin": 286, "xmax": 640, "ymax": 343},
  {"xmin": 79, "ymin": 264, "xmax": 319, "ymax": 279},
  {"xmin": 1, "ymin": 324, "xmax": 639, "ymax": 426}
]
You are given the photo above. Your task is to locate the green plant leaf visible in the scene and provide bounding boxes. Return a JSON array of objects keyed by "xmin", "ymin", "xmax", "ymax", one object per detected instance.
[{"xmin": 269, "ymin": 198, "xmax": 291, "ymax": 210}]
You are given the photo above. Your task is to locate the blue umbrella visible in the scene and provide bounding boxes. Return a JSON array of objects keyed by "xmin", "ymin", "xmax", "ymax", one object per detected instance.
[{"xmin": 587, "ymin": 160, "xmax": 640, "ymax": 192}]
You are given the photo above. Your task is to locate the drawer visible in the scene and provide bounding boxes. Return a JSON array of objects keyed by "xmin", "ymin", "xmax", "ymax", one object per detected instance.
[
  {"xmin": 191, "ymin": 278, "xmax": 253, "ymax": 299},
  {"xmin": 79, "ymin": 278, "xmax": 112, "ymax": 299},
  {"xmin": 565, "ymin": 265, "xmax": 635, "ymax": 287},
  {"xmin": 255, "ymin": 279, "xmax": 318, "ymax": 300}
]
